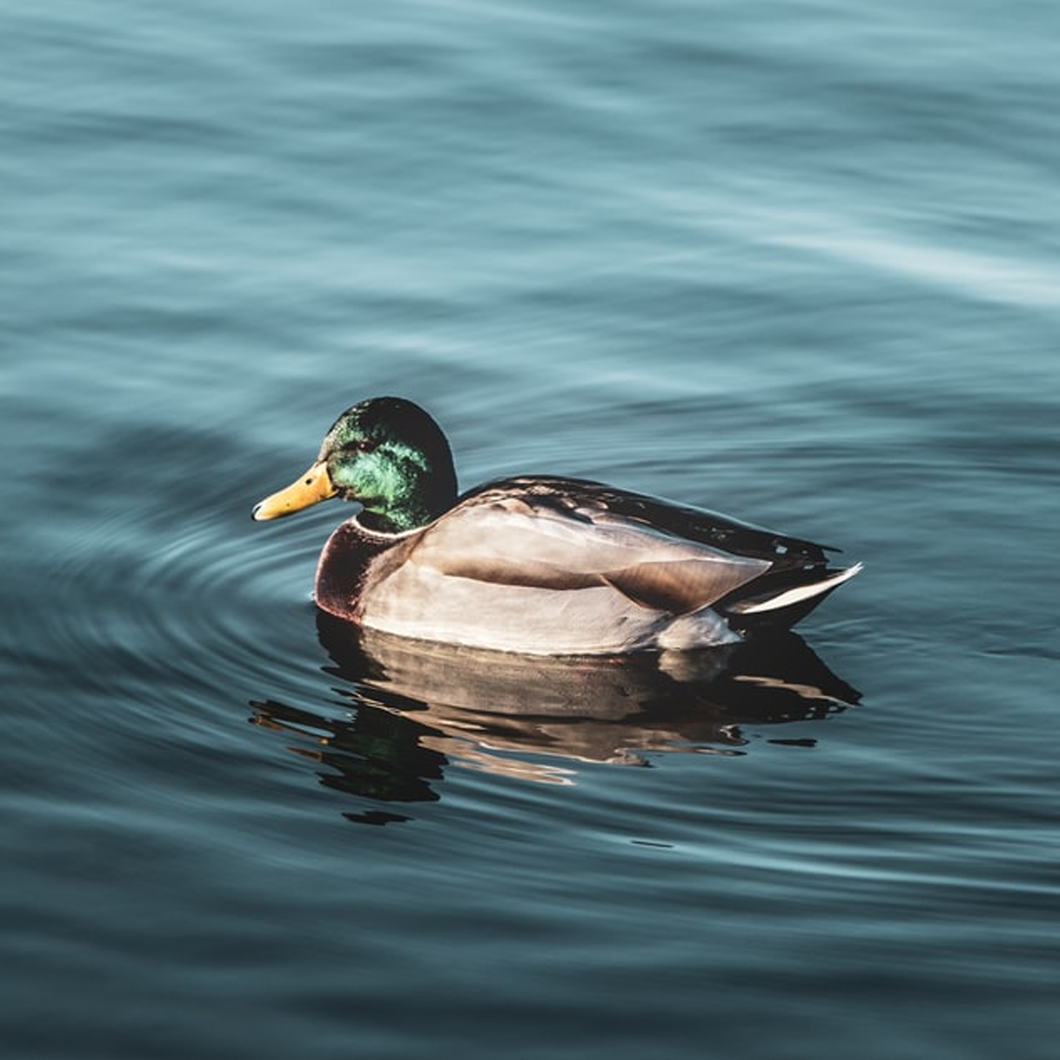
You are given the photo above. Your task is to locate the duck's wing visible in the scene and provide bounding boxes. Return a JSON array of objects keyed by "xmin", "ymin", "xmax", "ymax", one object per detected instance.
[
  {"xmin": 403, "ymin": 477, "xmax": 779, "ymax": 616},
  {"xmin": 511, "ymin": 477, "xmax": 860, "ymax": 627}
]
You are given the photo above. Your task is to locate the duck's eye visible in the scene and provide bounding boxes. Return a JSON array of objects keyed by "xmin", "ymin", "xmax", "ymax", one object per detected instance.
[{"xmin": 348, "ymin": 440, "xmax": 377, "ymax": 455}]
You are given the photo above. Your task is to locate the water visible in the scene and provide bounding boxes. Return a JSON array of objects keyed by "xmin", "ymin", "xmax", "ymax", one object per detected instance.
[{"xmin": 3, "ymin": 1, "xmax": 1059, "ymax": 1057}]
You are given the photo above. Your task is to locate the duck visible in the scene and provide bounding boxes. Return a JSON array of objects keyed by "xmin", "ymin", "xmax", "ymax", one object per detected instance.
[{"xmin": 252, "ymin": 396, "xmax": 861, "ymax": 655}]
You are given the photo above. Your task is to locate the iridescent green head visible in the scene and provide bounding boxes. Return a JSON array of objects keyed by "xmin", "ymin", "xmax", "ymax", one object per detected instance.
[{"xmin": 253, "ymin": 397, "xmax": 458, "ymax": 533}]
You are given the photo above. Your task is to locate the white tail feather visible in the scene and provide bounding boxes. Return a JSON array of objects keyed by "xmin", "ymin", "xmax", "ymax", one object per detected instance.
[{"xmin": 731, "ymin": 562, "xmax": 863, "ymax": 615}]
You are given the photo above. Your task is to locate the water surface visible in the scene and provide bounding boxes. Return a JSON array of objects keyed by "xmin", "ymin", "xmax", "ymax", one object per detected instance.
[{"xmin": 3, "ymin": 2, "xmax": 1059, "ymax": 1058}]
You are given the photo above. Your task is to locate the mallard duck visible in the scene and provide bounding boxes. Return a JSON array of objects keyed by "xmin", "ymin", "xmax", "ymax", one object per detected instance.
[{"xmin": 253, "ymin": 397, "xmax": 860, "ymax": 655}]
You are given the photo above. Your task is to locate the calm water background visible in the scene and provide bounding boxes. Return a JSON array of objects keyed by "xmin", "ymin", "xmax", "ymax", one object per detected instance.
[{"xmin": 3, "ymin": 1, "xmax": 1059, "ymax": 1057}]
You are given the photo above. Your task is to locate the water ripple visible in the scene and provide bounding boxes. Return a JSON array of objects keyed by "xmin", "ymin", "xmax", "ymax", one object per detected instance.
[{"xmin": 23, "ymin": 427, "xmax": 335, "ymax": 735}]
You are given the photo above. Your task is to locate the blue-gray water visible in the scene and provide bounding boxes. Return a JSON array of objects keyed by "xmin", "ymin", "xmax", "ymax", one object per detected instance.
[{"xmin": 3, "ymin": 2, "xmax": 1059, "ymax": 1057}]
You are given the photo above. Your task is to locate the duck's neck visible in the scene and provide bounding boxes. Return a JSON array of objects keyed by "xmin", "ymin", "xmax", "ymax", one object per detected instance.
[
  {"xmin": 343, "ymin": 439, "xmax": 458, "ymax": 534},
  {"xmin": 358, "ymin": 475, "xmax": 457, "ymax": 534},
  {"xmin": 357, "ymin": 500, "xmax": 434, "ymax": 535}
]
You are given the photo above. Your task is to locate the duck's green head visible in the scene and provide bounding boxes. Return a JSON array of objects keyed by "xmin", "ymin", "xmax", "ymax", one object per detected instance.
[{"xmin": 252, "ymin": 397, "xmax": 458, "ymax": 533}]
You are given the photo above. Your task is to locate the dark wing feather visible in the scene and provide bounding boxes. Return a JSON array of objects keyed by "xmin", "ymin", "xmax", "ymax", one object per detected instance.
[{"xmin": 602, "ymin": 560, "xmax": 766, "ymax": 612}]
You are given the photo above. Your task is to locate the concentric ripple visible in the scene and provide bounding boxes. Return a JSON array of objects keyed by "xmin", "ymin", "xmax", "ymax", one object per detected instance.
[{"xmin": 13, "ymin": 425, "xmax": 343, "ymax": 756}]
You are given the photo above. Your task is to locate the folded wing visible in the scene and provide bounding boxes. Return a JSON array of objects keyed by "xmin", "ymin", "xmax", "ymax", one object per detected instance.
[{"xmin": 407, "ymin": 491, "xmax": 772, "ymax": 616}]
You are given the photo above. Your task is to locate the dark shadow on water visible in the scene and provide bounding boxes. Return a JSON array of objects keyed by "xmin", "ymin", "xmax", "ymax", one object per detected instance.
[{"xmin": 249, "ymin": 614, "xmax": 861, "ymax": 825}]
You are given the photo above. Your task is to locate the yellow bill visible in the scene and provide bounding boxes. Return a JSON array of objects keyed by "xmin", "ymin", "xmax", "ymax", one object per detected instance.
[{"xmin": 252, "ymin": 460, "xmax": 338, "ymax": 521}]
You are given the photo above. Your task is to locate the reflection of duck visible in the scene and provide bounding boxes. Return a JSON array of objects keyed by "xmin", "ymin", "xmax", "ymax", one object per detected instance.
[
  {"xmin": 248, "ymin": 616, "xmax": 862, "ymax": 820},
  {"xmin": 253, "ymin": 397, "xmax": 861, "ymax": 654}
]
